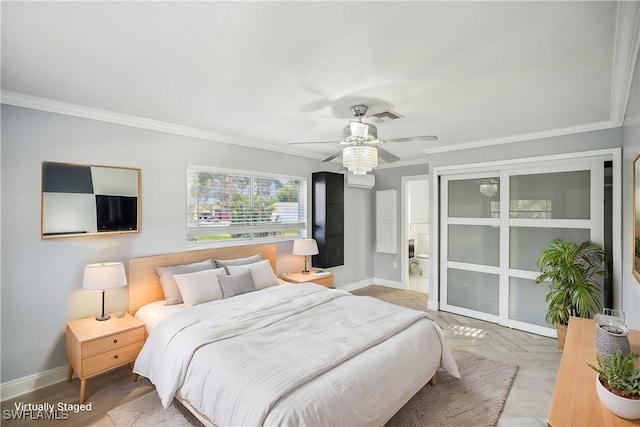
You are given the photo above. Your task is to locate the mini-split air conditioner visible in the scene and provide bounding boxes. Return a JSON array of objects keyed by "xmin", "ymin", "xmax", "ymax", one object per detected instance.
[{"xmin": 345, "ymin": 172, "xmax": 375, "ymax": 189}]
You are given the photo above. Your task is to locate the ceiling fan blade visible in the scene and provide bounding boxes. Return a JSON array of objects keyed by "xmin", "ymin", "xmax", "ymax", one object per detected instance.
[
  {"xmin": 288, "ymin": 141, "xmax": 337, "ymax": 145},
  {"xmin": 377, "ymin": 147, "xmax": 401, "ymax": 163},
  {"xmin": 299, "ymin": 99, "xmax": 331, "ymax": 113},
  {"xmin": 321, "ymin": 150, "xmax": 343, "ymax": 162},
  {"xmin": 385, "ymin": 135, "xmax": 438, "ymax": 143}
]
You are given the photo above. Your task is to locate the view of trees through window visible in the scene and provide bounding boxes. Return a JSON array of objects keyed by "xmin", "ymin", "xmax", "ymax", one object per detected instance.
[
  {"xmin": 490, "ymin": 200, "xmax": 553, "ymax": 218},
  {"xmin": 187, "ymin": 168, "xmax": 306, "ymax": 242}
]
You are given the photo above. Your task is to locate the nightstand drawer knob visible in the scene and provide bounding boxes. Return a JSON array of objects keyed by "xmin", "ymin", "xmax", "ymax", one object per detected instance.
[
  {"xmin": 113, "ymin": 355, "xmax": 118, "ymax": 359},
  {"xmin": 113, "ymin": 339, "xmax": 118, "ymax": 343}
]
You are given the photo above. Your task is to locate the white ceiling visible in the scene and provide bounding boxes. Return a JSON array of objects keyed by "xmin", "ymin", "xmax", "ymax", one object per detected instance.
[{"xmin": 2, "ymin": 1, "xmax": 639, "ymax": 167}]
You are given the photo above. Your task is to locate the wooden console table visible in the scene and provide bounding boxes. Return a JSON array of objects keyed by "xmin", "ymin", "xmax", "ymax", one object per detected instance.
[{"xmin": 547, "ymin": 317, "xmax": 640, "ymax": 426}]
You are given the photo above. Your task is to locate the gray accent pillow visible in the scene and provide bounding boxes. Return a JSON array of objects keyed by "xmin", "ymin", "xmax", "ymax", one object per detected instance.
[
  {"xmin": 155, "ymin": 259, "xmax": 214, "ymax": 305},
  {"xmin": 215, "ymin": 254, "xmax": 262, "ymax": 272},
  {"xmin": 218, "ymin": 271, "xmax": 256, "ymax": 298}
]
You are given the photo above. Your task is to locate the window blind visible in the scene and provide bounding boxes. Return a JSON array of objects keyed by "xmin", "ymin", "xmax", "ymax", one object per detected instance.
[{"xmin": 187, "ymin": 166, "xmax": 307, "ymax": 243}]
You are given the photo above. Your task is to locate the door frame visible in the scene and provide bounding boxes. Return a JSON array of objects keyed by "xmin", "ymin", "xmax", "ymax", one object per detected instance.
[{"xmin": 401, "ymin": 174, "xmax": 429, "ymax": 291}]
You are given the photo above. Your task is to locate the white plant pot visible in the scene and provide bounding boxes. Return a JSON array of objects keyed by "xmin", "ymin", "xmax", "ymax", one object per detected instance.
[{"xmin": 595, "ymin": 375, "xmax": 640, "ymax": 420}]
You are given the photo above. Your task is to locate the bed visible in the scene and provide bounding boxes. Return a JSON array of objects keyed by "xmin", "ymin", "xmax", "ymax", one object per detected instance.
[{"xmin": 129, "ymin": 244, "xmax": 459, "ymax": 427}]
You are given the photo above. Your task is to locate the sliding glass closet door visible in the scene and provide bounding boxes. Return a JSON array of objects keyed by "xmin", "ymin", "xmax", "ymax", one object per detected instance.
[{"xmin": 440, "ymin": 159, "xmax": 605, "ymax": 336}]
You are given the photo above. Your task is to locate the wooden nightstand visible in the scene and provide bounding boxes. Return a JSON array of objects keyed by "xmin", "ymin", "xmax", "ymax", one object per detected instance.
[
  {"xmin": 282, "ymin": 270, "xmax": 334, "ymax": 288},
  {"xmin": 66, "ymin": 313, "xmax": 145, "ymax": 403}
]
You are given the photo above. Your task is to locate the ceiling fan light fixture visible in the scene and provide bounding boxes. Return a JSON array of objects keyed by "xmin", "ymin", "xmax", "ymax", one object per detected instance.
[
  {"xmin": 343, "ymin": 145, "xmax": 377, "ymax": 176},
  {"xmin": 343, "ymin": 122, "xmax": 378, "ymax": 144},
  {"xmin": 349, "ymin": 121, "xmax": 370, "ymax": 138}
]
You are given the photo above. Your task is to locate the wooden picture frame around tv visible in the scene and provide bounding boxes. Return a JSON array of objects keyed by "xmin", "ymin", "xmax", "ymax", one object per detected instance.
[{"xmin": 41, "ymin": 161, "xmax": 141, "ymax": 239}]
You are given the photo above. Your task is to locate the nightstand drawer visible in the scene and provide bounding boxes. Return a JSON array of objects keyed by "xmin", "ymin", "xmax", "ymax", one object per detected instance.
[
  {"xmin": 82, "ymin": 328, "xmax": 144, "ymax": 358},
  {"xmin": 82, "ymin": 341, "xmax": 144, "ymax": 377},
  {"xmin": 313, "ymin": 276, "xmax": 334, "ymax": 287}
]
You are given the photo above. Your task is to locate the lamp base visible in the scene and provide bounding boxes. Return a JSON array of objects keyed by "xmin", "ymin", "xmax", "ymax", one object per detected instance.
[
  {"xmin": 95, "ymin": 289, "xmax": 111, "ymax": 321},
  {"xmin": 301, "ymin": 256, "xmax": 312, "ymax": 274}
]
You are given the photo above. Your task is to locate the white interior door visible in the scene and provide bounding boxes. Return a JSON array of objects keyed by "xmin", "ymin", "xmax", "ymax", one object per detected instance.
[{"xmin": 440, "ymin": 157, "xmax": 605, "ymax": 336}]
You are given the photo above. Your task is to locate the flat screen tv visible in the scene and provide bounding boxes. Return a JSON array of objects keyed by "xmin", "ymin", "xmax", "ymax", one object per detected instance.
[{"xmin": 96, "ymin": 195, "xmax": 138, "ymax": 232}]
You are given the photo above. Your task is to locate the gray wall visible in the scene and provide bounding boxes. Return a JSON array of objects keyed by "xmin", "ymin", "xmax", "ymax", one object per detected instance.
[
  {"xmin": 0, "ymin": 105, "xmax": 373, "ymax": 382},
  {"xmin": 621, "ymin": 53, "xmax": 640, "ymax": 330},
  {"xmin": 372, "ymin": 164, "xmax": 429, "ymax": 281}
]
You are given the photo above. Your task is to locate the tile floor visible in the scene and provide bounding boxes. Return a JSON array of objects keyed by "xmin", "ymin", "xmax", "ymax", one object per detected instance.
[{"xmin": 352, "ymin": 285, "xmax": 562, "ymax": 427}]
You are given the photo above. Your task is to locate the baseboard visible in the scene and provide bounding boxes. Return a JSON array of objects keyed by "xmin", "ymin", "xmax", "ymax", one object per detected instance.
[
  {"xmin": 371, "ymin": 277, "xmax": 405, "ymax": 290},
  {"xmin": 337, "ymin": 279, "xmax": 374, "ymax": 292},
  {"xmin": 338, "ymin": 277, "xmax": 414, "ymax": 292},
  {"xmin": 1, "ymin": 365, "xmax": 68, "ymax": 402}
]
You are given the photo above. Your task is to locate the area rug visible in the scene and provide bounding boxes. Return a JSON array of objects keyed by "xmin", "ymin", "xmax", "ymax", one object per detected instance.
[
  {"xmin": 108, "ymin": 350, "xmax": 518, "ymax": 427},
  {"xmin": 385, "ymin": 350, "xmax": 518, "ymax": 427}
]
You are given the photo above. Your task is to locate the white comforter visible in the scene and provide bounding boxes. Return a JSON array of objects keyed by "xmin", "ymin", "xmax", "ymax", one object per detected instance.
[{"xmin": 134, "ymin": 284, "xmax": 458, "ymax": 426}]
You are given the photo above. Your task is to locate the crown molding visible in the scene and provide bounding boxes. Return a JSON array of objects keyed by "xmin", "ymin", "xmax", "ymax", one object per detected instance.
[
  {"xmin": 0, "ymin": 91, "xmax": 325, "ymax": 161},
  {"xmin": 610, "ymin": 0, "xmax": 640, "ymax": 125},
  {"xmin": 422, "ymin": 120, "xmax": 619, "ymax": 155}
]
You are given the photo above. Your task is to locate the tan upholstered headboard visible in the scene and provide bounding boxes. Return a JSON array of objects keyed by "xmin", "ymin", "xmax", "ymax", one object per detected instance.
[{"xmin": 128, "ymin": 244, "xmax": 277, "ymax": 315}]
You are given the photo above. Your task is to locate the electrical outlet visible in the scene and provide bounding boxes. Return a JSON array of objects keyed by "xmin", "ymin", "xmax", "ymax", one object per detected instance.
[{"xmin": 392, "ymin": 261, "xmax": 398, "ymax": 269}]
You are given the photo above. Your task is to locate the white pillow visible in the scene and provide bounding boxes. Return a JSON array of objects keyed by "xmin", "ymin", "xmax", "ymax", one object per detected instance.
[
  {"xmin": 154, "ymin": 259, "xmax": 215, "ymax": 305},
  {"xmin": 215, "ymin": 254, "xmax": 262, "ymax": 271},
  {"xmin": 227, "ymin": 259, "xmax": 279, "ymax": 290},
  {"xmin": 173, "ymin": 267, "xmax": 226, "ymax": 307}
]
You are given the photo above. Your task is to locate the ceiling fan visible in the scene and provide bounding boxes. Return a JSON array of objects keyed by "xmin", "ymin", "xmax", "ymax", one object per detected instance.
[{"xmin": 289, "ymin": 104, "xmax": 437, "ymax": 175}]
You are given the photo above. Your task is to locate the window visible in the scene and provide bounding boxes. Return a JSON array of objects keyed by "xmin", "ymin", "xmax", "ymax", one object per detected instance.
[{"xmin": 187, "ymin": 166, "xmax": 307, "ymax": 243}]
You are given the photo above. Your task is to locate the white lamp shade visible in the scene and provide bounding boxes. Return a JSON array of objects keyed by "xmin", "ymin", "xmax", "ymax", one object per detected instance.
[
  {"xmin": 292, "ymin": 239, "xmax": 319, "ymax": 256},
  {"xmin": 83, "ymin": 262, "xmax": 127, "ymax": 290},
  {"xmin": 349, "ymin": 122, "xmax": 370, "ymax": 138}
]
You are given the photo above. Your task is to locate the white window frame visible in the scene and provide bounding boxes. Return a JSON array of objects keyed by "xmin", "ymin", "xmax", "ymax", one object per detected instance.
[{"xmin": 187, "ymin": 165, "xmax": 307, "ymax": 245}]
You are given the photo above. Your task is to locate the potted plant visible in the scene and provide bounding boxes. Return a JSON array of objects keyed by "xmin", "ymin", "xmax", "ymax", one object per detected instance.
[
  {"xmin": 587, "ymin": 351, "xmax": 640, "ymax": 420},
  {"xmin": 535, "ymin": 239, "xmax": 607, "ymax": 349}
]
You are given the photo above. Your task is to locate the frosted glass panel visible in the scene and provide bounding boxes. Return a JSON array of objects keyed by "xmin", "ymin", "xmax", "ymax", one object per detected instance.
[
  {"xmin": 510, "ymin": 227, "xmax": 591, "ymax": 271},
  {"xmin": 448, "ymin": 269, "xmax": 499, "ymax": 315},
  {"xmin": 449, "ymin": 225, "xmax": 499, "ymax": 266},
  {"xmin": 509, "ymin": 277, "xmax": 552, "ymax": 327},
  {"xmin": 448, "ymin": 178, "xmax": 499, "ymax": 218},
  {"xmin": 510, "ymin": 171, "xmax": 590, "ymax": 219}
]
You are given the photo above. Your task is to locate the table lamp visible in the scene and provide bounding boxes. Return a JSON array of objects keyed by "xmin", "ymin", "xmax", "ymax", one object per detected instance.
[
  {"xmin": 292, "ymin": 238, "xmax": 319, "ymax": 274},
  {"xmin": 83, "ymin": 262, "xmax": 127, "ymax": 321}
]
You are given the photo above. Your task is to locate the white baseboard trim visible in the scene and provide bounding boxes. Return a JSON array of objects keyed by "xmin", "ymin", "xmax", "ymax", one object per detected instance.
[
  {"xmin": 1, "ymin": 365, "xmax": 68, "ymax": 402},
  {"xmin": 337, "ymin": 279, "xmax": 374, "ymax": 292},
  {"xmin": 336, "ymin": 277, "xmax": 406, "ymax": 292},
  {"xmin": 371, "ymin": 277, "xmax": 405, "ymax": 290}
]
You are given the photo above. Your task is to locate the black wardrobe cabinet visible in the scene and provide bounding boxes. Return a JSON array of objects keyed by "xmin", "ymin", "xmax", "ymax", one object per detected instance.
[{"xmin": 311, "ymin": 172, "xmax": 344, "ymax": 268}]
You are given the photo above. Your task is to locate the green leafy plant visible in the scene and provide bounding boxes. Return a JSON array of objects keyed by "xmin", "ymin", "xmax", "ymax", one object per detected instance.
[
  {"xmin": 588, "ymin": 351, "xmax": 640, "ymax": 399},
  {"xmin": 535, "ymin": 239, "xmax": 607, "ymax": 326}
]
